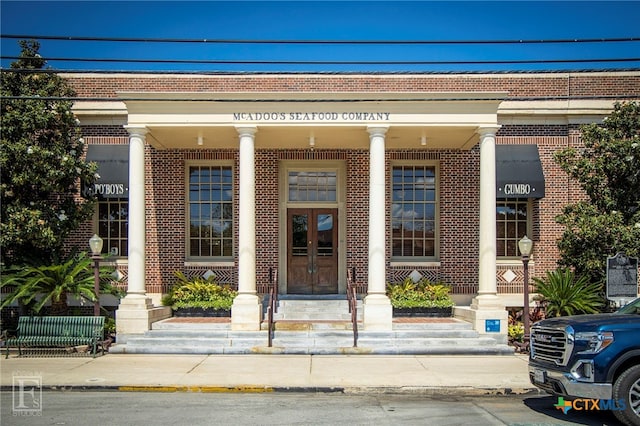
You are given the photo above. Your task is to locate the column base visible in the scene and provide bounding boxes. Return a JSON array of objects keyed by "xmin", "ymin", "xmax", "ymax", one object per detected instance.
[
  {"xmin": 455, "ymin": 303, "xmax": 508, "ymax": 344},
  {"xmin": 115, "ymin": 296, "xmax": 171, "ymax": 343},
  {"xmin": 231, "ymin": 294, "xmax": 262, "ymax": 331},
  {"xmin": 363, "ymin": 294, "xmax": 392, "ymax": 330},
  {"xmin": 470, "ymin": 293, "xmax": 505, "ymax": 311}
]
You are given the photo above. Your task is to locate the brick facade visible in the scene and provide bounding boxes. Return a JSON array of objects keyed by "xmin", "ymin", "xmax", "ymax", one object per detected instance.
[{"xmin": 63, "ymin": 71, "xmax": 640, "ymax": 306}]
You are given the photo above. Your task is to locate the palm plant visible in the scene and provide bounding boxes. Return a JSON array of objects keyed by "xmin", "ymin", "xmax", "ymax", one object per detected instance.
[
  {"xmin": 533, "ymin": 268, "xmax": 604, "ymax": 317},
  {"xmin": 0, "ymin": 252, "xmax": 121, "ymax": 315}
]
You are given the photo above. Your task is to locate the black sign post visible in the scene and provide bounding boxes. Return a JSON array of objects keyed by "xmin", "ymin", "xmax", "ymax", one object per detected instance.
[{"xmin": 606, "ymin": 252, "xmax": 639, "ymax": 307}]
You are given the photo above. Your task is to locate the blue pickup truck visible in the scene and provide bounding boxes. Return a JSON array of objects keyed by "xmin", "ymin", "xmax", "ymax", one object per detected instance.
[{"xmin": 529, "ymin": 297, "xmax": 640, "ymax": 426}]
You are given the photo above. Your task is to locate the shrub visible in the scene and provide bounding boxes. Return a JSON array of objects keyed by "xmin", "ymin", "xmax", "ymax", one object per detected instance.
[
  {"xmin": 162, "ymin": 271, "xmax": 237, "ymax": 311},
  {"xmin": 386, "ymin": 278, "xmax": 454, "ymax": 309},
  {"xmin": 0, "ymin": 252, "xmax": 122, "ymax": 315},
  {"xmin": 533, "ymin": 268, "xmax": 604, "ymax": 317},
  {"xmin": 508, "ymin": 322, "xmax": 525, "ymax": 343}
]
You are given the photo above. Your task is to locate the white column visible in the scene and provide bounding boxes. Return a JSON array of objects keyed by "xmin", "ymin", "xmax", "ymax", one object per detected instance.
[
  {"xmin": 231, "ymin": 126, "xmax": 262, "ymax": 331},
  {"xmin": 458, "ymin": 126, "xmax": 507, "ymax": 342},
  {"xmin": 474, "ymin": 127, "xmax": 501, "ymax": 306},
  {"xmin": 363, "ymin": 126, "xmax": 392, "ymax": 330},
  {"xmin": 124, "ymin": 127, "xmax": 148, "ymax": 298},
  {"xmin": 116, "ymin": 127, "xmax": 171, "ymax": 340}
]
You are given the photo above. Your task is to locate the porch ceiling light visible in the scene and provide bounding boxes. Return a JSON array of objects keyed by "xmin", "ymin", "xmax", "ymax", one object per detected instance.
[
  {"xmin": 197, "ymin": 135, "xmax": 204, "ymax": 146},
  {"xmin": 309, "ymin": 132, "xmax": 315, "ymax": 151},
  {"xmin": 421, "ymin": 135, "xmax": 427, "ymax": 146}
]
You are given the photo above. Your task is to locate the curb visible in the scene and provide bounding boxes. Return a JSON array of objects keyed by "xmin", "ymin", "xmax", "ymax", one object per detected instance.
[{"xmin": 1, "ymin": 384, "xmax": 541, "ymax": 395}]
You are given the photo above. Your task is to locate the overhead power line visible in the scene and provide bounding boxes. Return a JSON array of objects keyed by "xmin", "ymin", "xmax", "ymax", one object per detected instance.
[
  {"xmin": 1, "ymin": 34, "xmax": 639, "ymax": 45},
  {"xmin": 2, "ymin": 56, "xmax": 639, "ymax": 66}
]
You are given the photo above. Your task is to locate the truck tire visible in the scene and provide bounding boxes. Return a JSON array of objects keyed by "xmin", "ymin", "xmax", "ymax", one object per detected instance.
[{"xmin": 613, "ymin": 364, "xmax": 640, "ymax": 426}]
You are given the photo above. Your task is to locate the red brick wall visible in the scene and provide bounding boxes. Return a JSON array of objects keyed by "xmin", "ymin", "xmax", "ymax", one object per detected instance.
[
  {"xmin": 64, "ymin": 72, "xmax": 639, "ymax": 299},
  {"xmin": 66, "ymin": 125, "xmax": 603, "ymax": 297},
  {"xmin": 64, "ymin": 73, "xmax": 640, "ymax": 99}
]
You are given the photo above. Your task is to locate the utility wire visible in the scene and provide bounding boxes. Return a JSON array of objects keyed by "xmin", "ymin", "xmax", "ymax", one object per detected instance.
[
  {"xmin": 2, "ymin": 56, "xmax": 640, "ymax": 65},
  {"xmin": 1, "ymin": 34, "xmax": 639, "ymax": 45}
]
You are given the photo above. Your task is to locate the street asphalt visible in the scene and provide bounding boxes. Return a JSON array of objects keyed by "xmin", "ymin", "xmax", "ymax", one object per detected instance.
[{"xmin": 0, "ymin": 353, "xmax": 538, "ymax": 395}]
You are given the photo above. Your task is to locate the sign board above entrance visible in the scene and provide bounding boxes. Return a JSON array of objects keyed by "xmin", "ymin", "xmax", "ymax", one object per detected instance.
[{"xmin": 233, "ymin": 112, "xmax": 391, "ymax": 122}]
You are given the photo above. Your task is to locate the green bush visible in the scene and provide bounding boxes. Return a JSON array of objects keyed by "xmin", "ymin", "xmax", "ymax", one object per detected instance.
[
  {"xmin": 533, "ymin": 268, "xmax": 604, "ymax": 317},
  {"xmin": 386, "ymin": 278, "xmax": 454, "ymax": 309},
  {"xmin": 162, "ymin": 271, "xmax": 237, "ymax": 311}
]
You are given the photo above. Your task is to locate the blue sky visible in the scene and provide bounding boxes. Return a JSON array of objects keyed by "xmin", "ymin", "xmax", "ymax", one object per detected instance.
[{"xmin": 1, "ymin": 1, "xmax": 639, "ymax": 72}]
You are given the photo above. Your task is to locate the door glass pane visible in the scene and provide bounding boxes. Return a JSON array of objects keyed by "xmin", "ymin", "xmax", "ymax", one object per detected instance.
[
  {"xmin": 317, "ymin": 214, "xmax": 333, "ymax": 256},
  {"xmin": 292, "ymin": 214, "xmax": 308, "ymax": 256}
]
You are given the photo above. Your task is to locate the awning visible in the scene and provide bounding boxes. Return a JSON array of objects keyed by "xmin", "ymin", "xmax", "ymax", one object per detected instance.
[
  {"xmin": 496, "ymin": 145, "xmax": 545, "ymax": 199},
  {"xmin": 82, "ymin": 145, "xmax": 129, "ymax": 199}
]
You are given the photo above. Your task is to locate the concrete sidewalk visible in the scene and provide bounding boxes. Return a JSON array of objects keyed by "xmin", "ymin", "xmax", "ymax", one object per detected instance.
[{"xmin": 0, "ymin": 353, "xmax": 536, "ymax": 395}]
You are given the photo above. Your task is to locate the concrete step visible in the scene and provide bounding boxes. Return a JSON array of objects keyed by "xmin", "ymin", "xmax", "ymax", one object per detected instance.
[
  {"xmin": 110, "ymin": 317, "xmax": 513, "ymax": 355},
  {"xmin": 269, "ymin": 298, "xmax": 363, "ymax": 322}
]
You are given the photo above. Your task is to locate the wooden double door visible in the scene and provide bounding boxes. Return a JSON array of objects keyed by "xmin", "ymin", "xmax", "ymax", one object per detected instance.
[{"xmin": 287, "ymin": 208, "xmax": 338, "ymax": 294}]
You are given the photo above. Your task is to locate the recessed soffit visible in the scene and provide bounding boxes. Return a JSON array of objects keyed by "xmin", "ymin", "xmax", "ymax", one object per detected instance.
[{"xmin": 118, "ymin": 91, "xmax": 505, "ymax": 150}]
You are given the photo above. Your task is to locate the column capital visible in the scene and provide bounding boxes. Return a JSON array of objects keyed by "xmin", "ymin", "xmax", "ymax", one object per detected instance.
[
  {"xmin": 476, "ymin": 126, "xmax": 501, "ymax": 138},
  {"xmin": 123, "ymin": 126, "xmax": 148, "ymax": 137},
  {"xmin": 235, "ymin": 126, "xmax": 258, "ymax": 138},
  {"xmin": 367, "ymin": 126, "xmax": 389, "ymax": 138}
]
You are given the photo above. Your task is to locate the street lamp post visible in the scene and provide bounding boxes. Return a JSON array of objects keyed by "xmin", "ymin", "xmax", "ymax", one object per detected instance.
[
  {"xmin": 518, "ymin": 235, "xmax": 533, "ymax": 343},
  {"xmin": 89, "ymin": 234, "xmax": 103, "ymax": 317}
]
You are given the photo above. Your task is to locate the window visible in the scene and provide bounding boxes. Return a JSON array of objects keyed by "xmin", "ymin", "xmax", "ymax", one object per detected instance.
[
  {"xmin": 97, "ymin": 199, "xmax": 128, "ymax": 257},
  {"xmin": 496, "ymin": 199, "xmax": 529, "ymax": 257},
  {"xmin": 288, "ymin": 171, "xmax": 337, "ymax": 202},
  {"xmin": 188, "ymin": 165, "xmax": 233, "ymax": 258},
  {"xmin": 391, "ymin": 165, "xmax": 437, "ymax": 258}
]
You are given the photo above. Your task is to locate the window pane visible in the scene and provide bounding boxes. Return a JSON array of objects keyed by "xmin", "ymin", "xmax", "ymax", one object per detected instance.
[
  {"xmin": 95, "ymin": 199, "xmax": 128, "ymax": 256},
  {"xmin": 288, "ymin": 171, "xmax": 337, "ymax": 202},
  {"xmin": 188, "ymin": 166, "xmax": 233, "ymax": 258},
  {"xmin": 391, "ymin": 165, "xmax": 437, "ymax": 259},
  {"xmin": 496, "ymin": 199, "xmax": 529, "ymax": 257}
]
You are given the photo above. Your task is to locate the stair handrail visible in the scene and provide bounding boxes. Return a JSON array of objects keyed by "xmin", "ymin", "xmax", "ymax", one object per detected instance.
[
  {"xmin": 267, "ymin": 267, "xmax": 278, "ymax": 347},
  {"xmin": 347, "ymin": 267, "xmax": 358, "ymax": 348}
]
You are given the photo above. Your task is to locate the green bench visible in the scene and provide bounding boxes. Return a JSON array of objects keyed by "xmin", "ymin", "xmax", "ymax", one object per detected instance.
[{"xmin": 5, "ymin": 316, "xmax": 106, "ymax": 358}]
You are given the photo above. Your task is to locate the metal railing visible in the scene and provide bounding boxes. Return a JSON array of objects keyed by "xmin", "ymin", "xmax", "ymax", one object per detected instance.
[
  {"xmin": 267, "ymin": 267, "xmax": 278, "ymax": 347},
  {"xmin": 347, "ymin": 267, "xmax": 358, "ymax": 348}
]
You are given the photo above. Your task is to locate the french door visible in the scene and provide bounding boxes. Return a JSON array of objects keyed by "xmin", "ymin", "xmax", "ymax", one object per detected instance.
[{"xmin": 287, "ymin": 208, "xmax": 338, "ymax": 294}]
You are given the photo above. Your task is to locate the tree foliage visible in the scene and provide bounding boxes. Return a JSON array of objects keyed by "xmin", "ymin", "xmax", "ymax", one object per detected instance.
[
  {"xmin": 1, "ymin": 40, "xmax": 97, "ymax": 265},
  {"xmin": 554, "ymin": 101, "xmax": 640, "ymax": 283}
]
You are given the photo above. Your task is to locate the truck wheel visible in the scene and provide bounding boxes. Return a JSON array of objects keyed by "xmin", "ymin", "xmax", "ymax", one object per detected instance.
[{"xmin": 613, "ymin": 364, "xmax": 640, "ymax": 426}]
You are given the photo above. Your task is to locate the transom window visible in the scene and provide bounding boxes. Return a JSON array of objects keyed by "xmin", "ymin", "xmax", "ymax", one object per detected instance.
[
  {"xmin": 391, "ymin": 165, "xmax": 437, "ymax": 258},
  {"xmin": 288, "ymin": 171, "xmax": 337, "ymax": 202},
  {"xmin": 188, "ymin": 165, "xmax": 233, "ymax": 258},
  {"xmin": 496, "ymin": 199, "xmax": 529, "ymax": 257},
  {"xmin": 96, "ymin": 199, "xmax": 128, "ymax": 257}
]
